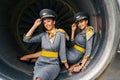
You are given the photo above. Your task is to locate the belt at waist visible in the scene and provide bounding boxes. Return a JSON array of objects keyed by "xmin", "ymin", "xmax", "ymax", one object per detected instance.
[
  {"xmin": 41, "ymin": 50, "xmax": 58, "ymax": 58},
  {"xmin": 74, "ymin": 45, "xmax": 86, "ymax": 53}
]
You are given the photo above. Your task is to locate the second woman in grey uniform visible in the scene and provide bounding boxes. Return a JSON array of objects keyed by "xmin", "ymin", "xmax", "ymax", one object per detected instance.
[
  {"xmin": 68, "ymin": 12, "xmax": 94, "ymax": 72},
  {"xmin": 23, "ymin": 9, "xmax": 69, "ymax": 80}
]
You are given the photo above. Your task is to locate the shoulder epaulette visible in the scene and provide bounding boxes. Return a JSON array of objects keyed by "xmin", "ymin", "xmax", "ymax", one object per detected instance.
[
  {"xmin": 86, "ymin": 26, "xmax": 94, "ymax": 40},
  {"xmin": 57, "ymin": 28, "xmax": 69, "ymax": 40}
]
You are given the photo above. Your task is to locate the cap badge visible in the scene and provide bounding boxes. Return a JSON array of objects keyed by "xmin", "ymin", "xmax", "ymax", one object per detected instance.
[
  {"xmin": 76, "ymin": 15, "xmax": 80, "ymax": 19},
  {"xmin": 43, "ymin": 12, "xmax": 47, "ymax": 15}
]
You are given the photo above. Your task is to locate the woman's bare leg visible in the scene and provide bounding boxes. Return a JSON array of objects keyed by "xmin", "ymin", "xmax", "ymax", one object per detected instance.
[
  {"xmin": 36, "ymin": 77, "xmax": 41, "ymax": 80},
  {"xmin": 20, "ymin": 51, "xmax": 41, "ymax": 61}
]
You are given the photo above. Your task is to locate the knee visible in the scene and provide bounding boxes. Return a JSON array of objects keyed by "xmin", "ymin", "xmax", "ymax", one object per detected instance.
[{"xmin": 36, "ymin": 77, "xmax": 41, "ymax": 80}]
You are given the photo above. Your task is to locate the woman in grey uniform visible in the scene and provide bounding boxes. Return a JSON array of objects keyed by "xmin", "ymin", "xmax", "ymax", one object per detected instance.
[
  {"xmin": 23, "ymin": 9, "xmax": 69, "ymax": 80},
  {"xmin": 68, "ymin": 12, "xmax": 94, "ymax": 72}
]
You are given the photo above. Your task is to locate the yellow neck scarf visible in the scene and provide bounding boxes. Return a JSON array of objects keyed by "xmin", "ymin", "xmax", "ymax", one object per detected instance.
[{"xmin": 47, "ymin": 28, "xmax": 69, "ymax": 43}]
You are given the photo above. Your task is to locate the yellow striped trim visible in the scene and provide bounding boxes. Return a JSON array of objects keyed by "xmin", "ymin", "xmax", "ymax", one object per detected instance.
[
  {"xmin": 86, "ymin": 26, "xmax": 94, "ymax": 40},
  {"xmin": 41, "ymin": 50, "xmax": 58, "ymax": 58},
  {"xmin": 61, "ymin": 60, "xmax": 67, "ymax": 63},
  {"xmin": 89, "ymin": 56, "xmax": 94, "ymax": 60},
  {"xmin": 74, "ymin": 45, "xmax": 86, "ymax": 53},
  {"xmin": 83, "ymin": 54, "xmax": 90, "ymax": 59},
  {"xmin": 47, "ymin": 28, "xmax": 69, "ymax": 40},
  {"xmin": 24, "ymin": 36, "xmax": 31, "ymax": 39},
  {"xmin": 57, "ymin": 29, "xmax": 69, "ymax": 40}
]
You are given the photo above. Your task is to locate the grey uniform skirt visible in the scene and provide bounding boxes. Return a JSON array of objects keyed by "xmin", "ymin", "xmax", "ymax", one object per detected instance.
[
  {"xmin": 67, "ymin": 47, "xmax": 84, "ymax": 65},
  {"xmin": 33, "ymin": 57, "xmax": 60, "ymax": 80}
]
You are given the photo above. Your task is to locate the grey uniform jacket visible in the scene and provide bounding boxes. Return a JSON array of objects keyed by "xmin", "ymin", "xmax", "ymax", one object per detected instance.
[{"xmin": 67, "ymin": 26, "xmax": 94, "ymax": 64}]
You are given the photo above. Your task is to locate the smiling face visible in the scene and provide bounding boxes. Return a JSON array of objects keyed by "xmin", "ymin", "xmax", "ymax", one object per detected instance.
[
  {"xmin": 77, "ymin": 19, "xmax": 88, "ymax": 30},
  {"xmin": 43, "ymin": 18, "xmax": 56, "ymax": 31}
]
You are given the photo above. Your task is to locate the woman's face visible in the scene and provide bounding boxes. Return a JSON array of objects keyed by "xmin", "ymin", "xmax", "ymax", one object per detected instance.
[
  {"xmin": 43, "ymin": 18, "xmax": 55, "ymax": 31},
  {"xmin": 77, "ymin": 19, "xmax": 88, "ymax": 30}
]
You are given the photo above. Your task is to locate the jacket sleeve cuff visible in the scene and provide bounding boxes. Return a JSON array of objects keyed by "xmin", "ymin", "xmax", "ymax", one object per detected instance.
[
  {"xmin": 83, "ymin": 54, "xmax": 90, "ymax": 59},
  {"xmin": 61, "ymin": 60, "xmax": 67, "ymax": 63},
  {"xmin": 23, "ymin": 34, "xmax": 31, "ymax": 39}
]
